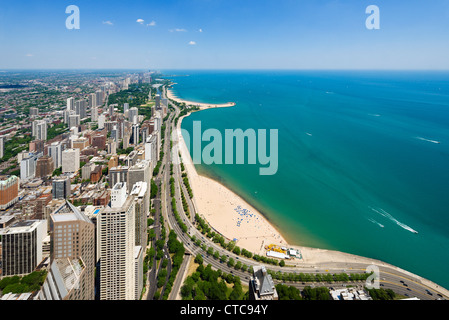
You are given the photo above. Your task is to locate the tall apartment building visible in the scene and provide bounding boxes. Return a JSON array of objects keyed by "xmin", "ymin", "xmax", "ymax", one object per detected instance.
[
  {"xmin": 98, "ymin": 183, "xmax": 136, "ymax": 300},
  {"xmin": 109, "ymin": 166, "xmax": 128, "ymax": 188},
  {"xmin": 0, "ymin": 136, "xmax": 3, "ymax": 159},
  {"xmin": 145, "ymin": 134, "xmax": 158, "ymax": 168},
  {"xmin": 35, "ymin": 156, "xmax": 54, "ymax": 178},
  {"xmin": 130, "ymin": 181, "xmax": 148, "ymax": 249},
  {"xmin": 68, "ymin": 114, "xmax": 80, "ymax": 130},
  {"xmin": 43, "ymin": 201, "xmax": 95, "ymax": 300},
  {"xmin": 0, "ymin": 175, "xmax": 19, "ymax": 211},
  {"xmin": 32, "ymin": 120, "xmax": 47, "ymax": 141},
  {"xmin": 155, "ymin": 94, "xmax": 161, "ymax": 110},
  {"xmin": 62, "ymin": 148, "xmax": 80, "ymax": 173},
  {"xmin": 48, "ymin": 141, "xmax": 63, "ymax": 168},
  {"xmin": 1, "ymin": 220, "xmax": 47, "ymax": 276},
  {"xmin": 20, "ymin": 152, "xmax": 41, "ymax": 181},
  {"xmin": 52, "ymin": 177, "xmax": 71, "ymax": 199},
  {"xmin": 29, "ymin": 139, "xmax": 45, "ymax": 154},
  {"xmin": 75, "ymin": 100, "xmax": 87, "ymax": 119},
  {"xmin": 96, "ymin": 90, "xmax": 104, "ymax": 106},
  {"xmin": 67, "ymin": 97, "xmax": 75, "ymax": 111},
  {"xmin": 131, "ymin": 124, "xmax": 139, "ymax": 145},
  {"xmin": 127, "ymin": 160, "xmax": 151, "ymax": 197},
  {"xmin": 134, "ymin": 246, "xmax": 144, "ymax": 300},
  {"xmin": 98, "ymin": 114, "xmax": 106, "ymax": 129},
  {"xmin": 91, "ymin": 106, "xmax": 98, "ymax": 122},
  {"xmin": 128, "ymin": 107, "xmax": 138, "ymax": 124},
  {"xmin": 88, "ymin": 93, "xmax": 97, "ymax": 109}
]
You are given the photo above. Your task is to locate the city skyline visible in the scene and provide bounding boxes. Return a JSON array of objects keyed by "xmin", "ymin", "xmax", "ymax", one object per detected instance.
[{"xmin": 1, "ymin": 0, "xmax": 449, "ymax": 70}]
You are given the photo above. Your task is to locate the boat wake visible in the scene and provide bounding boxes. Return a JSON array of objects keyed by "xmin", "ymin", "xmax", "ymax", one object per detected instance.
[
  {"xmin": 416, "ymin": 136, "xmax": 441, "ymax": 144},
  {"xmin": 369, "ymin": 207, "xmax": 418, "ymax": 234},
  {"xmin": 367, "ymin": 218, "xmax": 384, "ymax": 228}
]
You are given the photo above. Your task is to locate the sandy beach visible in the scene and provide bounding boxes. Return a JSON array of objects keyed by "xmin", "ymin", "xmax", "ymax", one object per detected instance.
[
  {"xmin": 169, "ymin": 87, "xmax": 449, "ymax": 298},
  {"xmin": 167, "ymin": 87, "xmax": 236, "ymax": 109}
]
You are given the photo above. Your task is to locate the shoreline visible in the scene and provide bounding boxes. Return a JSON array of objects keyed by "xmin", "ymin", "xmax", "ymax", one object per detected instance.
[
  {"xmin": 167, "ymin": 87, "xmax": 236, "ymax": 109},
  {"xmin": 168, "ymin": 85, "xmax": 449, "ymax": 298}
]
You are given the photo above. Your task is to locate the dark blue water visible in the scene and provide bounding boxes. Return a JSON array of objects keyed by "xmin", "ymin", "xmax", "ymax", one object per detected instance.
[{"xmin": 168, "ymin": 70, "xmax": 449, "ymax": 289}]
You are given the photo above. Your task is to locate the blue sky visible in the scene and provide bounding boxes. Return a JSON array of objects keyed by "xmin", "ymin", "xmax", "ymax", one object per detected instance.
[{"xmin": 1, "ymin": 0, "xmax": 449, "ymax": 70}]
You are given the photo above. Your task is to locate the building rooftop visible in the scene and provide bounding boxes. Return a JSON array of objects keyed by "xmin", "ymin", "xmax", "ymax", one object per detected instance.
[{"xmin": 51, "ymin": 200, "xmax": 93, "ymax": 225}]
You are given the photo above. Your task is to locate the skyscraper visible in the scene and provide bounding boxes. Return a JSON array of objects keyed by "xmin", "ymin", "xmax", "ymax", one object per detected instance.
[
  {"xmin": 131, "ymin": 124, "xmax": 139, "ymax": 145},
  {"xmin": 130, "ymin": 181, "xmax": 149, "ymax": 249},
  {"xmin": 67, "ymin": 97, "xmax": 75, "ymax": 111},
  {"xmin": 0, "ymin": 136, "xmax": 4, "ymax": 159},
  {"xmin": 91, "ymin": 106, "xmax": 98, "ymax": 122},
  {"xmin": 45, "ymin": 201, "xmax": 95, "ymax": 300},
  {"xmin": 68, "ymin": 114, "xmax": 80, "ymax": 130},
  {"xmin": 35, "ymin": 156, "xmax": 54, "ymax": 178},
  {"xmin": 32, "ymin": 120, "xmax": 47, "ymax": 141},
  {"xmin": 1, "ymin": 220, "xmax": 47, "ymax": 276},
  {"xmin": 127, "ymin": 160, "xmax": 151, "ymax": 196},
  {"xmin": 62, "ymin": 148, "xmax": 80, "ymax": 173},
  {"xmin": 20, "ymin": 153, "xmax": 40, "ymax": 181},
  {"xmin": 88, "ymin": 93, "xmax": 97, "ymax": 109},
  {"xmin": 128, "ymin": 107, "xmax": 139, "ymax": 125},
  {"xmin": 52, "ymin": 177, "xmax": 71, "ymax": 199},
  {"xmin": 0, "ymin": 175, "xmax": 19, "ymax": 211},
  {"xmin": 98, "ymin": 183, "xmax": 136, "ymax": 300},
  {"xmin": 48, "ymin": 141, "xmax": 63, "ymax": 168}
]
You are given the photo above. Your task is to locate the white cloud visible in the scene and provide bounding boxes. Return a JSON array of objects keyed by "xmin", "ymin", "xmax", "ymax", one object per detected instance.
[
  {"xmin": 25, "ymin": 53, "xmax": 33, "ymax": 57},
  {"xmin": 188, "ymin": 41, "xmax": 196, "ymax": 45},
  {"xmin": 147, "ymin": 21, "xmax": 156, "ymax": 27},
  {"xmin": 102, "ymin": 21, "xmax": 113, "ymax": 26},
  {"xmin": 169, "ymin": 28, "xmax": 187, "ymax": 32},
  {"xmin": 136, "ymin": 19, "xmax": 144, "ymax": 24}
]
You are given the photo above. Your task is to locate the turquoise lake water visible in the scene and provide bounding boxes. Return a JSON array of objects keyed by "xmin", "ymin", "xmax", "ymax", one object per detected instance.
[{"xmin": 166, "ymin": 70, "xmax": 449, "ymax": 289}]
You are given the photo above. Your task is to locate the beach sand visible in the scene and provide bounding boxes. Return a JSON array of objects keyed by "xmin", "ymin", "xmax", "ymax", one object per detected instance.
[
  {"xmin": 169, "ymin": 87, "xmax": 449, "ymax": 297},
  {"xmin": 167, "ymin": 87, "xmax": 235, "ymax": 109}
]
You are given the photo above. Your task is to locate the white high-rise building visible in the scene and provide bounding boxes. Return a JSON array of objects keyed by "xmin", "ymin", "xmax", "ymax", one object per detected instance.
[
  {"xmin": 48, "ymin": 141, "xmax": 63, "ymax": 168},
  {"xmin": 111, "ymin": 182, "xmax": 128, "ymax": 208},
  {"xmin": 145, "ymin": 134, "xmax": 157, "ymax": 168},
  {"xmin": 32, "ymin": 120, "xmax": 47, "ymax": 141},
  {"xmin": 98, "ymin": 114, "xmax": 106, "ymax": 129},
  {"xmin": 134, "ymin": 246, "xmax": 144, "ymax": 300},
  {"xmin": 20, "ymin": 153, "xmax": 40, "ymax": 181},
  {"xmin": 0, "ymin": 136, "xmax": 4, "ymax": 159},
  {"xmin": 68, "ymin": 114, "xmax": 80, "ymax": 130},
  {"xmin": 131, "ymin": 124, "xmax": 139, "ymax": 145},
  {"xmin": 128, "ymin": 107, "xmax": 138, "ymax": 124},
  {"xmin": 91, "ymin": 107, "xmax": 98, "ymax": 122},
  {"xmin": 67, "ymin": 97, "xmax": 74, "ymax": 111},
  {"xmin": 1, "ymin": 220, "xmax": 47, "ymax": 276},
  {"xmin": 89, "ymin": 93, "xmax": 97, "ymax": 109},
  {"xmin": 62, "ymin": 148, "xmax": 80, "ymax": 173},
  {"xmin": 98, "ymin": 187, "xmax": 136, "ymax": 300}
]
